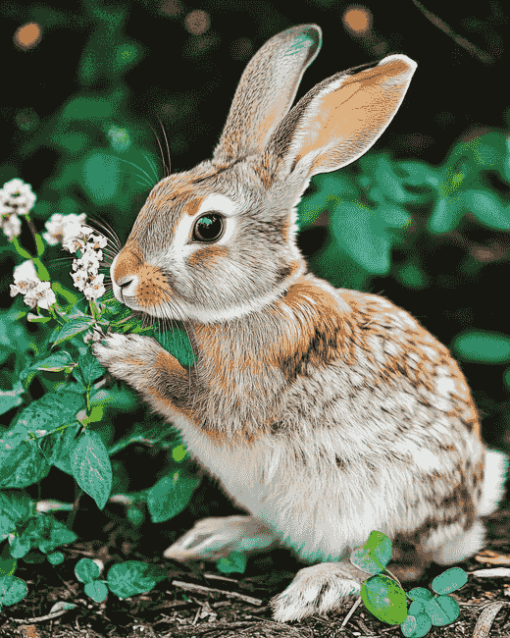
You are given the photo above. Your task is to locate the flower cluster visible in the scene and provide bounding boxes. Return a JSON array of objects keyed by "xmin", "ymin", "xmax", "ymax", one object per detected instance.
[
  {"xmin": 42, "ymin": 212, "xmax": 87, "ymax": 247},
  {"xmin": 0, "ymin": 178, "xmax": 37, "ymax": 241},
  {"xmin": 10, "ymin": 260, "xmax": 56, "ymax": 310},
  {"xmin": 43, "ymin": 212, "xmax": 108, "ymax": 301}
]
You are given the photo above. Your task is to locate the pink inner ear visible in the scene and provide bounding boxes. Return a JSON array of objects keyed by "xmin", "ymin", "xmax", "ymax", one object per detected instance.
[{"xmin": 292, "ymin": 56, "xmax": 416, "ymax": 176}]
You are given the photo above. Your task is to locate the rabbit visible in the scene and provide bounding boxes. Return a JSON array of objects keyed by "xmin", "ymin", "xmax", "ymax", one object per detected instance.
[{"xmin": 93, "ymin": 24, "xmax": 508, "ymax": 622}]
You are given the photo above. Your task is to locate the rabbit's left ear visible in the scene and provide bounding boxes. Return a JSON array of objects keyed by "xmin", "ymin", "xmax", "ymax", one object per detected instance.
[{"xmin": 267, "ymin": 55, "xmax": 417, "ymax": 179}]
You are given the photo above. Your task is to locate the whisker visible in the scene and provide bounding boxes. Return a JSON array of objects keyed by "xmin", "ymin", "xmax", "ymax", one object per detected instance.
[
  {"xmin": 142, "ymin": 151, "xmax": 160, "ymax": 183},
  {"xmin": 149, "ymin": 122, "xmax": 170, "ymax": 177},
  {"xmin": 116, "ymin": 158, "xmax": 156, "ymax": 188},
  {"xmin": 158, "ymin": 117, "xmax": 171, "ymax": 176},
  {"xmin": 86, "ymin": 215, "xmax": 123, "ymax": 251}
]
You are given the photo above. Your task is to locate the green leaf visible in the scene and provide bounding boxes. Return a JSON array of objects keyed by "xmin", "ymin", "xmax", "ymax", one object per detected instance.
[
  {"xmin": 10, "ymin": 534, "xmax": 32, "ymax": 560},
  {"xmin": 84, "ymin": 580, "xmax": 109, "ymax": 603},
  {"xmin": 71, "ymin": 430, "xmax": 113, "ymax": 510},
  {"xmin": 75, "ymin": 558, "xmax": 100, "ymax": 583},
  {"xmin": 21, "ymin": 550, "xmax": 45, "ymax": 564},
  {"xmin": 401, "ymin": 611, "xmax": 433, "ymax": 637},
  {"xmin": 78, "ymin": 349, "xmax": 106, "ymax": 385},
  {"xmin": 0, "ymin": 490, "xmax": 34, "ymax": 536},
  {"xmin": 0, "ymin": 542, "xmax": 16, "ymax": 577},
  {"xmin": 361, "ymin": 575, "xmax": 408, "ymax": 625},
  {"xmin": 0, "ymin": 575, "xmax": 28, "ymax": 607},
  {"xmin": 51, "ymin": 317, "xmax": 95, "ymax": 346},
  {"xmin": 12, "ymin": 388, "xmax": 85, "ymax": 435},
  {"xmin": 147, "ymin": 472, "xmax": 201, "ymax": 523},
  {"xmin": 47, "ymin": 551, "xmax": 64, "ymax": 565},
  {"xmin": 0, "ymin": 382, "xmax": 24, "ymax": 417},
  {"xmin": 216, "ymin": 552, "xmax": 247, "ymax": 574},
  {"xmin": 409, "ymin": 588, "xmax": 433, "ymax": 602},
  {"xmin": 27, "ymin": 314, "xmax": 51, "ymax": 323},
  {"xmin": 432, "ymin": 567, "xmax": 468, "ymax": 594},
  {"xmin": 428, "ymin": 196, "xmax": 462, "ymax": 234},
  {"xmin": 330, "ymin": 200, "xmax": 397, "ymax": 275},
  {"xmin": 39, "ymin": 422, "xmax": 82, "ymax": 474},
  {"xmin": 0, "ymin": 438, "xmax": 50, "ymax": 489},
  {"xmin": 351, "ymin": 531, "xmax": 392, "ymax": 574},
  {"xmin": 171, "ymin": 445, "xmax": 187, "ymax": 463},
  {"xmin": 20, "ymin": 352, "xmax": 74, "ymax": 386},
  {"xmin": 425, "ymin": 595, "xmax": 459, "ymax": 626},
  {"xmin": 451, "ymin": 330, "xmax": 510, "ymax": 364},
  {"xmin": 18, "ymin": 515, "xmax": 77, "ymax": 555},
  {"xmin": 107, "ymin": 561, "xmax": 166, "ymax": 598},
  {"xmin": 461, "ymin": 189, "xmax": 510, "ymax": 231}
]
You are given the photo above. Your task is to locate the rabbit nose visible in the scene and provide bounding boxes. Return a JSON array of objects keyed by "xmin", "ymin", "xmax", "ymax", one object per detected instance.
[
  {"xmin": 112, "ymin": 274, "xmax": 139, "ymax": 302},
  {"xmin": 118, "ymin": 276, "xmax": 135, "ymax": 289}
]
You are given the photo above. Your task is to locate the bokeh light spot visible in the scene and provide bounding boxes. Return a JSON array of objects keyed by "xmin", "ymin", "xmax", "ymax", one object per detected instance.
[
  {"xmin": 343, "ymin": 6, "xmax": 372, "ymax": 35},
  {"xmin": 185, "ymin": 10, "xmax": 210, "ymax": 36},
  {"xmin": 108, "ymin": 126, "xmax": 131, "ymax": 152},
  {"xmin": 14, "ymin": 22, "xmax": 42, "ymax": 50}
]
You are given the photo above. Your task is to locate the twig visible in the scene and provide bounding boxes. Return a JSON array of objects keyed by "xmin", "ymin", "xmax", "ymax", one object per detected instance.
[
  {"xmin": 171, "ymin": 580, "xmax": 263, "ymax": 606},
  {"xmin": 204, "ymin": 573, "xmax": 240, "ymax": 584},
  {"xmin": 473, "ymin": 601, "xmax": 506, "ymax": 638},
  {"xmin": 10, "ymin": 609, "xmax": 69, "ymax": 624},
  {"xmin": 410, "ymin": 0, "xmax": 495, "ymax": 64},
  {"xmin": 341, "ymin": 595, "xmax": 362, "ymax": 628}
]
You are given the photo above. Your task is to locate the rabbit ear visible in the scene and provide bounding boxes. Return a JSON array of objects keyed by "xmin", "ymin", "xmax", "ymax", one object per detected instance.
[
  {"xmin": 266, "ymin": 54, "xmax": 417, "ymax": 179},
  {"xmin": 213, "ymin": 25, "xmax": 321, "ymax": 163}
]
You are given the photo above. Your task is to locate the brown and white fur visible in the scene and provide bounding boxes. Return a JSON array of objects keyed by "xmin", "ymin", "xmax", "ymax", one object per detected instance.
[{"xmin": 93, "ymin": 24, "xmax": 507, "ymax": 622}]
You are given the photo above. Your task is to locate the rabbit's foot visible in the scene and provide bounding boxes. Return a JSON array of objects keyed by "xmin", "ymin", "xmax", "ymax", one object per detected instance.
[
  {"xmin": 164, "ymin": 515, "xmax": 279, "ymax": 562},
  {"xmin": 93, "ymin": 333, "xmax": 159, "ymax": 385},
  {"xmin": 270, "ymin": 562, "xmax": 369, "ymax": 623}
]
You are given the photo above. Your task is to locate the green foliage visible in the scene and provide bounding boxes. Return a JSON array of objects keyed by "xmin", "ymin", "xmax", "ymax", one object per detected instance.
[
  {"xmin": 451, "ymin": 330, "xmax": 510, "ymax": 364},
  {"xmin": 216, "ymin": 551, "xmax": 247, "ymax": 575},
  {"xmin": 351, "ymin": 532, "xmax": 466, "ymax": 635},
  {"xmin": 106, "ymin": 560, "xmax": 166, "ymax": 598},
  {"xmin": 146, "ymin": 470, "xmax": 201, "ymax": 523},
  {"xmin": 0, "ymin": 575, "xmax": 28, "ymax": 610},
  {"xmin": 75, "ymin": 557, "xmax": 166, "ymax": 603}
]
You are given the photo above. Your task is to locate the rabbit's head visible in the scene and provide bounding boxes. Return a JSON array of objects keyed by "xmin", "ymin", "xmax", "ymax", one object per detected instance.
[{"xmin": 110, "ymin": 25, "xmax": 416, "ymax": 323}]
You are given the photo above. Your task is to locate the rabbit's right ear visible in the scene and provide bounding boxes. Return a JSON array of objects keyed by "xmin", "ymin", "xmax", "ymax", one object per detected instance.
[
  {"xmin": 213, "ymin": 25, "xmax": 321, "ymax": 163},
  {"xmin": 265, "ymin": 54, "xmax": 417, "ymax": 181}
]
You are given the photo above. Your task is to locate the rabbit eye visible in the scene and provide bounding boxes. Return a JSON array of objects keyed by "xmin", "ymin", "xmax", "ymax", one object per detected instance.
[{"xmin": 192, "ymin": 213, "xmax": 225, "ymax": 242}]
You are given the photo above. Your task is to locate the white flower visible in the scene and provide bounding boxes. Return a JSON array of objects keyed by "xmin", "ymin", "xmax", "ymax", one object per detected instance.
[
  {"xmin": 62, "ymin": 236, "xmax": 86, "ymax": 254},
  {"xmin": 10, "ymin": 260, "xmax": 56, "ymax": 310},
  {"xmin": 70, "ymin": 270, "xmax": 88, "ymax": 291},
  {"xmin": 0, "ymin": 178, "xmax": 36, "ymax": 215},
  {"xmin": 74, "ymin": 249, "xmax": 100, "ymax": 275},
  {"xmin": 13, "ymin": 260, "xmax": 39, "ymax": 285},
  {"xmin": 43, "ymin": 212, "xmax": 87, "ymax": 246},
  {"xmin": 1, "ymin": 213, "xmax": 22, "ymax": 241},
  {"xmin": 83, "ymin": 274, "xmax": 105, "ymax": 300},
  {"xmin": 24, "ymin": 281, "xmax": 56, "ymax": 310},
  {"xmin": 88, "ymin": 234, "xmax": 108, "ymax": 250}
]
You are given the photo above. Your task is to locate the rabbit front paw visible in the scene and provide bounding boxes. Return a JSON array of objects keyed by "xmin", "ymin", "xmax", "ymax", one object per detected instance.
[
  {"xmin": 92, "ymin": 333, "xmax": 158, "ymax": 387},
  {"xmin": 270, "ymin": 562, "xmax": 367, "ymax": 623}
]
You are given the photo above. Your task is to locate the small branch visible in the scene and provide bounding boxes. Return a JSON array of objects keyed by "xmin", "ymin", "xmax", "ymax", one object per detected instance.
[
  {"xmin": 410, "ymin": 0, "xmax": 495, "ymax": 64},
  {"xmin": 171, "ymin": 580, "xmax": 263, "ymax": 606},
  {"xmin": 341, "ymin": 595, "xmax": 362, "ymax": 628},
  {"xmin": 11, "ymin": 609, "xmax": 69, "ymax": 624}
]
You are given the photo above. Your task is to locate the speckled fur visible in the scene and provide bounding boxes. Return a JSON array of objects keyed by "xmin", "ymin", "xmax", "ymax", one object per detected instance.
[{"xmin": 93, "ymin": 24, "xmax": 507, "ymax": 623}]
